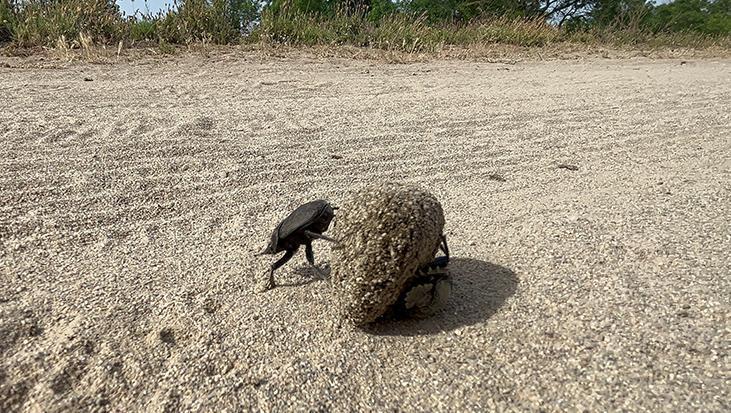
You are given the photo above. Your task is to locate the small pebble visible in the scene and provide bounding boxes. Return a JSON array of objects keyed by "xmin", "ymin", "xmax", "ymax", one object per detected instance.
[{"xmin": 557, "ymin": 163, "xmax": 579, "ymax": 171}]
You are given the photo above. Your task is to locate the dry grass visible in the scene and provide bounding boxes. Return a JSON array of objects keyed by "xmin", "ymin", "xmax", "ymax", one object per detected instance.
[
  {"xmin": 256, "ymin": 12, "xmax": 562, "ymax": 51},
  {"xmin": 1, "ymin": 0, "xmax": 729, "ymax": 58}
]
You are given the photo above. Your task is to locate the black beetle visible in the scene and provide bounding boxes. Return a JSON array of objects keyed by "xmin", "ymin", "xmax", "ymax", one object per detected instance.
[
  {"xmin": 256, "ymin": 200, "xmax": 337, "ymax": 291},
  {"xmin": 393, "ymin": 234, "xmax": 451, "ymax": 318}
]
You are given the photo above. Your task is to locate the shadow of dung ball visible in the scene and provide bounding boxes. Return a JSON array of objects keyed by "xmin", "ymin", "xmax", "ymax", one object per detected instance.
[{"xmin": 330, "ymin": 183, "xmax": 445, "ymax": 325}]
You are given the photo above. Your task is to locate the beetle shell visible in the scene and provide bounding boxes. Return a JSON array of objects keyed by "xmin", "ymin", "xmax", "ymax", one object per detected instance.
[{"xmin": 262, "ymin": 200, "xmax": 335, "ymax": 254}]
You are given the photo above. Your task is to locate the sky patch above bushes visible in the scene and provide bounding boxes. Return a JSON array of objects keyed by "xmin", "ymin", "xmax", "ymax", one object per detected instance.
[{"xmin": 117, "ymin": 0, "xmax": 173, "ymax": 16}]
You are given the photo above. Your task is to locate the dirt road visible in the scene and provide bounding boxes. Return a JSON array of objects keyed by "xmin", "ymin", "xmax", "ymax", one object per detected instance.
[{"xmin": 1, "ymin": 53, "xmax": 729, "ymax": 411}]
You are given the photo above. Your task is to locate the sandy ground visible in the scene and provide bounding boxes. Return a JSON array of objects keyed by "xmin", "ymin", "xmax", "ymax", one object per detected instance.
[{"xmin": 0, "ymin": 53, "xmax": 729, "ymax": 412}]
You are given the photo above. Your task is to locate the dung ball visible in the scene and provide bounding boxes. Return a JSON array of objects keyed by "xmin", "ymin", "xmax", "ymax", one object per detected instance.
[{"xmin": 330, "ymin": 182, "xmax": 447, "ymax": 325}]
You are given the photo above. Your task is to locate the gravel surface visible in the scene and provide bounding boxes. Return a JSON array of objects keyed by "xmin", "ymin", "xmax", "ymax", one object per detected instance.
[{"xmin": 0, "ymin": 54, "xmax": 729, "ymax": 412}]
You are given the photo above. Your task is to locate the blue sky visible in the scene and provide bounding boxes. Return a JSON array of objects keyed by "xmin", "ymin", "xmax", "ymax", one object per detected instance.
[{"xmin": 117, "ymin": 0, "xmax": 173, "ymax": 16}]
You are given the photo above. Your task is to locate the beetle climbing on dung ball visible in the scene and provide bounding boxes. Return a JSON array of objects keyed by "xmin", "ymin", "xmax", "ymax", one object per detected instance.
[{"xmin": 255, "ymin": 184, "xmax": 453, "ymax": 322}]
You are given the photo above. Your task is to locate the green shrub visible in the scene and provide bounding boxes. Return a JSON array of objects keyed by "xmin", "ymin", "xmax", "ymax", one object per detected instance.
[
  {"xmin": 256, "ymin": 10, "xmax": 560, "ymax": 52},
  {"xmin": 129, "ymin": 19, "xmax": 157, "ymax": 42},
  {"xmin": 0, "ymin": 0, "xmax": 15, "ymax": 43},
  {"xmin": 11, "ymin": 0, "xmax": 125, "ymax": 47},
  {"xmin": 2, "ymin": 0, "xmax": 259, "ymax": 47},
  {"xmin": 0, "ymin": 0, "xmax": 727, "ymax": 51}
]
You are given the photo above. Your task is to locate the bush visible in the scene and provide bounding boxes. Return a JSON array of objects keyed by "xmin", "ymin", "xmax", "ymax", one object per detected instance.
[
  {"xmin": 2, "ymin": 0, "xmax": 259, "ymax": 47},
  {"xmin": 0, "ymin": 0, "xmax": 727, "ymax": 51},
  {"xmin": 11, "ymin": 0, "xmax": 125, "ymax": 47},
  {"xmin": 256, "ymin": 9, "xmax": 559, "ymax": 51},
  {"xmin": 166, "ymin": 0, "xmax": 257, "ymax": 44},
  {"xmin": 649, "ymin": 0, "xmax": 731, "ymax": 35},
  {"xmin": 0, "ymin": 0, "xmax": 15, "ymax": 43},
  {"xmin": 129, "ymin": 19, "xmax": 157, "ymax": 42}
]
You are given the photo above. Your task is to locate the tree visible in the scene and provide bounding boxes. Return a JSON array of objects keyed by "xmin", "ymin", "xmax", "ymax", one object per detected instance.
[
  {"xmin": 0, "ymin": 0, "xmax": 15, "ymax": 42},
  {"xmin": 265, "ymin": 0, "xmax": 371, "ymax": 15},
  {"xmin": 402, "ymin": 0, "xmax": 525, "ymax": 21},
  {"xmin": 649, "ymin": 0, "xmax": 731, "ymax": 33},
  {"xmin": 366, "ymin": 0, "xmax": 397, "ymax": 21},
  {"xmin": 588, "ymin": 0, "xmax": 652, "ymax": 29}
]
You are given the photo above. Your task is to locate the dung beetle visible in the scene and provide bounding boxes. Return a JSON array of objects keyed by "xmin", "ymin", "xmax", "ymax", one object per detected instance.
[
  {"xmin": 256, "ymin": 200, "xmax": 337, "ymax": 291},
  {"xmin": 395, "ymin": 234, "xmax": 452, "ymax": 318}
]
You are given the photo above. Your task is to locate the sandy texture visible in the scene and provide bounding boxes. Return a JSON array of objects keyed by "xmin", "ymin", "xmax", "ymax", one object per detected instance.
[{"xmin": 0, "ymin": 53, "xmax": 729, "ymax": 412}]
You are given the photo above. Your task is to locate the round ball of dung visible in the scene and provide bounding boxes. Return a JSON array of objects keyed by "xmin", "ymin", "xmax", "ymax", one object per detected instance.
[{"xmin": 330, "ymin": 182, "xmax": 445, "ymax": 325}]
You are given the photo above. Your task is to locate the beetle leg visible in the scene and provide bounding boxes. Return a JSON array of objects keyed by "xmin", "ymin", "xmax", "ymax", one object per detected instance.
[
  {"xmin": 305, "ymin": 242, "xmax": 327, "ymax": 279},
  {"xmin": 305, "ymin": 242, "xmax": 316, "ymax": 266},
  {"xmin": 259, "ymin": 248, "xmax": 296, "ymax": 292},
  {"xmin": 304, "ymin": 230, "xmax": 339, "ymax": 243},
  {"xmin": 271, "ymin": 248, "xmax": 296, "ymax": 273},
  {"xmin": 423, "ymin": 234, "xmax": 450, "ymax": 271},
  {"xmin": 439, "ymin": 234, "xmax": 450, "ymax": 259}
]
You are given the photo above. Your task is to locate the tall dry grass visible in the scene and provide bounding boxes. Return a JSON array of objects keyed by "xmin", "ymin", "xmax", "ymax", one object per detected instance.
[
  {"xmin": 1, "ymin": 0, "xmax": 255, "ymax": 48},
  {"xmin": 256, "ymin": 11, "xmax": 560, "ymax": 51},
  {"xmin": 0, "ymin": 0, "xmax": 728, "ymax": 54}
]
